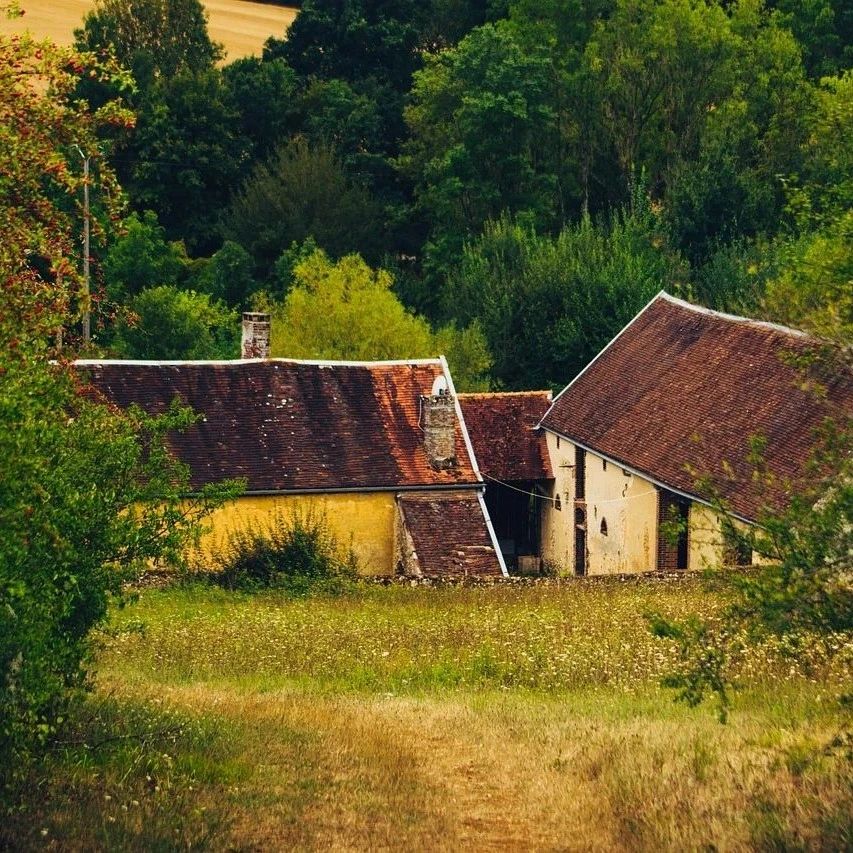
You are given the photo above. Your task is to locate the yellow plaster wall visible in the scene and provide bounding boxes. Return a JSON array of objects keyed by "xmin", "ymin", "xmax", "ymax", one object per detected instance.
[
  {"xmin": 194, "ymin": 492, "xmax": 397, "ymax": 576},
  {"xmin": 688, "ymin": 502, "xmax": 726, "ymax": 570},
  {"xmin": 585, "ymin": 454, "xmax": 658, "ymax": 575},
  {"xmin": 541, "ymin": 434, "xmax": 658, "ymax": 575},
  {"xmin": 540, "ymin": 432, "xmax": 575, "ymax": 574},
  {"xmin": 541, "ymin": 432, "xmax": 758, "ymax": 575}
]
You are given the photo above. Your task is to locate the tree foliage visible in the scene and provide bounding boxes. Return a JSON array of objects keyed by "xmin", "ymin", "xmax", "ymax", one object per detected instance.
[
  {"xmin": 446, "ymin": 201, "xmax": 686, "ymax": 389},
  {"xmin": 113, "ymin": 285, "xmax": 239, "ymax": 359},
  {"xmin": 0, "ymin": 18, "xmax": 237, "ymax": 786},
  {"xmin": 652, "ymin": 414, "xmax": 852, "ymax": 722},
  {"xmin": 403, "ymin": 23, "xmax": 558, "ymax": 282},
  {"xmin": 101, "ymin": 210, "xmax": 189, "ymax": 301},
  {"xmin": 0, "ymin": 18, "xmax": 133, "ymax": 352},
  {"xmin": 268, "ymin": 249, "xmax": 492, "ymax": 389},
  {"xmin": 75, "ymin": 0, "xmax": 222, "ymax": 90},
  {"xmin": 224, "ymin": 138, "xmax": 384, "ymax": 278},
  {"xmin": 0, "ymin": 360, "xmax": 238, "ymax": 781},
  {"xmin": 123, "ymin": 68, "xmax": 245, "ymax": 252}
]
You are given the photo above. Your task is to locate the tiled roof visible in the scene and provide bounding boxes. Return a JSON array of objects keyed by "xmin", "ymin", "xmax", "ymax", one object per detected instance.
[
  {"xmin": 541, "ymin": 294, "xmax": 853, "ymax": 521},
  {"xmin": 76, "ymin": 359, "xmax": 481, "ymax": 492},
  {"xmin": 459, "ymin": 391, "xmax": 553, "ymax": 482},
  {"xmin": 398, "ymin": 492, "xmax": 503, "ymax": 577}
]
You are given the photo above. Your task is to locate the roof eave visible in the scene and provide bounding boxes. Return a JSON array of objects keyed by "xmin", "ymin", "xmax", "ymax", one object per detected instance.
[
  {"xmin": 234, "ymin": 482, "xmax": 485, "ymax": 498},
  {"xmin": 539, "ymin": 424, "xmax": 757, "ymax": 526}
]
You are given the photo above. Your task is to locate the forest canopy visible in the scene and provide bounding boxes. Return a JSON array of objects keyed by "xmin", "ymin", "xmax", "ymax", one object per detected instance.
[{"xmin": 31, "ymin": 0, "xmax": 853, "ymax": 384}]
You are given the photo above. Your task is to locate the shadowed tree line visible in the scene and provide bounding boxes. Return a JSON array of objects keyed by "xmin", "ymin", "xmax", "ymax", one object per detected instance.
[{"xmin": 69, "ymin": 0, "xmax": 852, "ymax": 388}]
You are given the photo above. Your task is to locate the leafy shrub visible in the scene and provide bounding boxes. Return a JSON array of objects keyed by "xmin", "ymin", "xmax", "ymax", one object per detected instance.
[
  {"xmin": 0, "ymin": 359, "xmax": 239, "ymax": 795},
  {"xmin": 210, "ymin": 511, "xmax": 359, "ymax": 594}
]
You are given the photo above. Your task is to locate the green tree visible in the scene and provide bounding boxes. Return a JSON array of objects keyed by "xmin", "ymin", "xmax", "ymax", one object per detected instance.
[
  {"xmin": 192, "ymin": 240, "xmax": 258, "ymax": 308},
  {"xmin": 101, "ymin": 210, "xmax": 189, "ymax": 301},
  {"xmin": 762, "ymin": 211, "xmax": 853, "ymax": 342},
  {"xmin": 224, "ymin": 138, "xmax": 384, "ymax": 279},
  {"xmin": 75, "ymin": 0, "xmax": 222, "ymax": 91},
  {"xmin": 785, "ymin": 71, "xmax": 853, "ymax": 230},
  {"xmin": 0, "ymin": 17, "xmax": 237, "ymax": 787},
  {"xmin": 113, "ymin": 285, "xmax": 239, "ymax": 359},
  {"xmin": 661, "ymin": 1, "xmax": 812, "ymax": 261},
  {"xmin": 652, "ymin": 414, "xmax": 852, "ymax": 722},
  {"xmin": 402, "ymin": 23, "xmax": 559, "ymax": 283},
  {"xmin": 222, "ymin": 56, "xmax": 298, "ymax": 162},
  {"xmin": 297, "ymin": 77, "xmax": 387, "ymax": 177},
  {"xmin": 268, "ymin": 250, "xmax": 491, "ymax": 389},
  {"xmin": 0, "ymin": 19, "xmax": 134, "ymax": 352},
  {"xmin": 265, "ymin": 0, "xmax": 425, "ymax": 94},
  {"xmin": 447, "ymin": 202, "xmax": 686, "ymax": 389},
  {"xmin": 125, "ymin": 68, "xmax": 246, "ymax": 252},
  {"xmin": 583, "ymin": 0, "xmax": 738, "ymax": 193},
  {"xmin": 768, "ymin": 0, "xmax": 853, "ymax": 78},
  {"xmin": 0, "ymin": 358, "xmax": 238, "ymax": 783}
]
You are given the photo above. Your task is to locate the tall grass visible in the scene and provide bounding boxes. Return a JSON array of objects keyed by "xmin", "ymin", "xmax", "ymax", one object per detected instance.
[
  {"xmin": 100, "ymin": 577, "xmax": 851, "ymax": 697},
  {"xmin": 5, "ymin": 579, "xmax": 850, "ymax": 850}
]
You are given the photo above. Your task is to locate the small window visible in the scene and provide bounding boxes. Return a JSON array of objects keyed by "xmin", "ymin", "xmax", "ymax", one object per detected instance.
[
  {"xmin": 554, "ymin": 494, "xmax": 562, "ymax": 511},
  {"xmin": 600, "ymin": 518, "xmax": 608, "ymax": 536},
  {"xmin": 602, "ymin": 459, "xmax": 607, "ymax": 471},
  {"xmin": 556, "ymin": 435, "xmax": 560, "ymax": 448}
]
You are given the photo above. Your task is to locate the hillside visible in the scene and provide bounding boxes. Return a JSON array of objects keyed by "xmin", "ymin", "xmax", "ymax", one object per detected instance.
[{"xmin": 0, "ymin": 0, "xmax": 297, "ymax": 60}]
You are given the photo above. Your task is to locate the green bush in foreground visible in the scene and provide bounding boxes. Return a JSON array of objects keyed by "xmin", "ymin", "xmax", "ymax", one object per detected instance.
[
  {"xmin": 0, "ymin": 358, "xmax": 240, "ymax": 796},
  {"xmin": 209, "ymin": 511, "xmax": 359, "ymax": 594},
  {"xmin": 652, "ymin": 417, "xmax": 853, "ymax": 721}
]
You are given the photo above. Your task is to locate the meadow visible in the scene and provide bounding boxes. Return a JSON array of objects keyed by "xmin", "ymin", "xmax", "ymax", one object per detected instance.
[
  {"xmin": 0, "ymin": 0, "xmax": 297, "ymax": 60},
  {"xmin": 5, "ymin": 578, "xmax": 851, "ymax": 850}
]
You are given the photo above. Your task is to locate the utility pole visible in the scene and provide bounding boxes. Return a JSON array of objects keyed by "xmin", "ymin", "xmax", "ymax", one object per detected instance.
[{"xmin": 75, "ymin": 146, "xmax": 91, "ymax": 343}]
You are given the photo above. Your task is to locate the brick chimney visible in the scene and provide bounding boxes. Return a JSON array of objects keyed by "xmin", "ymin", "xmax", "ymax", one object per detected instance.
[
  {"xmin": 423, "ymin": 390, "xmax": 457, "ymax": 470},
  {"xmin": 241, "ymin": 312, "xmax": 270, "ymax": 359}
]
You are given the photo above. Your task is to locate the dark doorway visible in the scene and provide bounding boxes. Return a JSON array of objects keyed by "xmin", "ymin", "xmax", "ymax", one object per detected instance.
[
  {"xmin": 483, "ymin": 481, "xmax": 543, "ymax": 570},
  {"xmin": 657, "ymin": 489, "xmax": 690, "ymax": 571},
  {"xmin": 574, "ymin": 502, "xmax": 587, "ymax": 576}
]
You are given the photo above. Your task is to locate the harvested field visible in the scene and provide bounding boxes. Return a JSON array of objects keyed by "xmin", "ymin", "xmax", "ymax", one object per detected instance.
[{"xmin": 0, "ymin": 0, "xmax": 297, "ymax": 60}]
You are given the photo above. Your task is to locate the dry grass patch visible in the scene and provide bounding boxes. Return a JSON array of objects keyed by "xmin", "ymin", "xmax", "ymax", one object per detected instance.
[{"xmin": 21, "ymin": 683, "xmax": 846, "ymax": 851}]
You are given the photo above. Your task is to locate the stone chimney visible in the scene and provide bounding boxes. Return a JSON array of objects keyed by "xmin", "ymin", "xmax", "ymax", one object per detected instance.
[
  {"xmin": 423, "ymin": 391, "xmax": 457, "ymax": 470},
  {"xmin": 241, "ymin": 311, "xmax": 270, "ymax": 359}
]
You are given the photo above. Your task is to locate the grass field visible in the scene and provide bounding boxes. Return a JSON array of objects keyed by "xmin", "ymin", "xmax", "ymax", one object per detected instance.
[
  {"xmin": 0, "ymin": 0, "xmax": 297, "ymax": 60},
  {"xmin": 5, "ymin": 578, "xmax": 851, "ymax": 850}
]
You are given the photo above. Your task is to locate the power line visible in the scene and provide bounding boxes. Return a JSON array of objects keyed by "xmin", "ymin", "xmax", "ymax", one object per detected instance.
[{"xmin": 481, "ymin": 472, "xmax": 659, "ymax": 506}]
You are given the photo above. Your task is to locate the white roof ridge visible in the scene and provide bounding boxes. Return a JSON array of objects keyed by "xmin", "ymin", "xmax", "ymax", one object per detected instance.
[
  {"xmin": 74, "ymin": 356, "xmax": 446, "ymax": 368},
  {"xmin": 657, "ymin": 292, "xmax": 812, "ymax": 339}
]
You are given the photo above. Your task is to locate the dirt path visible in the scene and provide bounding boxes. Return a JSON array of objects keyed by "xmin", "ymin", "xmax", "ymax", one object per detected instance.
[{"xmin": 148, "ymin": 684, "xmax": 618, "ymax": 851}]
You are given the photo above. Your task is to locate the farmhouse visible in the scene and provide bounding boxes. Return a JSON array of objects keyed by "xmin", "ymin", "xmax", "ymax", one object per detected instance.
[
  {"xmin": 77, "ymin": 314, "xmax": 506, "ymax": 579},
  {"xmin": 538, "ymin": 292, "xmax": 852, "ymax": 576}
]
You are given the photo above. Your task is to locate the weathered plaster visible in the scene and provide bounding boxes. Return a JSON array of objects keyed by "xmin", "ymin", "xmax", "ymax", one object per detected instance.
[{"xmin": 194, "ymin": 492, "xmax": 397, "ymax": 575}]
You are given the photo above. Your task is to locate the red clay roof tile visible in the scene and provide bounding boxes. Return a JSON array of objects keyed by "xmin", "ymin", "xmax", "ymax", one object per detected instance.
[
  {"xmin": 398, "ymin": 492, "xmax": 503, "ymax": 577},
  {"xmin": 459, "ymin": 391, "xmax": 553, "ymax": 482},
  {"xmin": 76, "ymin": 359, "xmax": 481, "ymax": 493},
  {"xmin": 541, "ymin": 294, "xmax": 853, "ymax": 521}
]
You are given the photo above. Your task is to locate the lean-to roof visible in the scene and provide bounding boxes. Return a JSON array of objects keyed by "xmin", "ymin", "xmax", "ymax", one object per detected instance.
[
  {"xmin": 398, "ymin": 491, "xmax": 504, "ymax": 577},
  {"xmin": 540, "ymin": 293, "xmax": 852, "ymax": 521},
  {"xmin": 77, "ymin": 358, "xmax": 481, "ymax": 493}
]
